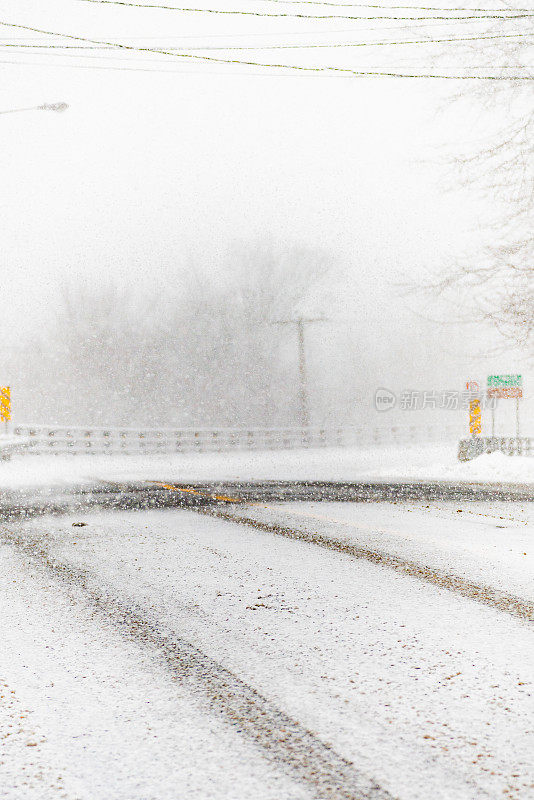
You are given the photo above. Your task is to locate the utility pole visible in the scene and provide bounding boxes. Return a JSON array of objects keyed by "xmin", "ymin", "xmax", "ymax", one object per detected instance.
[{"xmin": 272, "ymin": 316, "xmax": 327, "ymax": 429}]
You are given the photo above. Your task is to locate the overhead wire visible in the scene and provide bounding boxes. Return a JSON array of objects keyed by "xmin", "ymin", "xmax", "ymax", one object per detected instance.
[
  {"xmin": 0, "ymin": 57, "xmax": 269, "ymax": 74},
  {"xmin": 240, "ymin": 0, "xmax": 534, "ymax": 8},
  {"xmin": 3, "ymin": 46, "xmax": 530, "ymax": 66},
  {"xmin": 0, "ymin": 19, "xmax": 532, "ymax": 78},
  {"xmin": 2, "ymin": 55, "xmax": 530, "ymax": 76},
  {"xmin": 75, "ymin": 0, "xmax": 534, "ymax": 20},
  {"xmin": 0, "ymin": 30, "xmax": 532, "ymax": 48},
  {"xmin": 2, "ymin": 31, "xmax": 530, "ymax": 71},
  {"xmin": 0, "ymin": 46, "xmax": 526, "ymax": 75},
  {"xmin": 1, "ymin": 16, "xmax": 526, "ymax": 39}
]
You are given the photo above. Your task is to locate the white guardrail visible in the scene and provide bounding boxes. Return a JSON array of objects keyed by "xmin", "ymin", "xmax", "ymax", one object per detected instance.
[
  {"xmin": 2, "ymin": 423, "xmax": 465, "ymax": 456},
  {"xmin": 458, "ymin": 436, "xmax": 534, "ymax": 461}
]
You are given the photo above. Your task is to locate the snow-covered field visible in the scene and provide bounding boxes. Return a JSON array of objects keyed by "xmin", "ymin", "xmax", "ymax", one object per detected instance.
[{"xmin": 1, "ymin": 443, "xmax": 534, "ymax": 489}]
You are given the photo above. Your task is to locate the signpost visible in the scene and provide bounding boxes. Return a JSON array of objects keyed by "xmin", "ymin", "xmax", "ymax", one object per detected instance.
[
  {"xmin": 0, "ymin": 386, "xmax": 11, "ymax": 433},
  {"xmin": 486, "ymin": 375, "xmax": 522, "ymax": 438}
]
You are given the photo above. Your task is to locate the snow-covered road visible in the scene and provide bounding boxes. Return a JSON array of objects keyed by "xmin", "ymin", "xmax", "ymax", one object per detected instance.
[
  {"xmin": 1, "ymin": 497, "xmax": 533, "ymax": 799},
  {"xmin": 217, "ymin": 498, "xmax": 534, "ymax": 611}
]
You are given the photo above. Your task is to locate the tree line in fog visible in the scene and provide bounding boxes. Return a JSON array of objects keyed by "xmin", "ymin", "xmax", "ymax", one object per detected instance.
[{"xmin": 9, "ymin": 245, "xmax": 367, "ymax": 429}]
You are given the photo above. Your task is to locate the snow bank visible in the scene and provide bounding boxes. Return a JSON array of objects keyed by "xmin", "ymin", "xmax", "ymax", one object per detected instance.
[
  {"xmin": 0, "ymin": 443, "xmax": 533, "ymax": 489},
  {"xmin": 440, "ymin": 450, "xmax": 534, "ymax": 483}
]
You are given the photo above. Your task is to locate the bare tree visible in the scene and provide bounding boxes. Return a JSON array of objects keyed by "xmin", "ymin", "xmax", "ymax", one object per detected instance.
[
  {"xmin": 421, "ymin": 21, "xmax": 534, "ymax": 351},
  {"xmin": 19, "ymin": 244, "xmax": 337, "ymax": 427}
]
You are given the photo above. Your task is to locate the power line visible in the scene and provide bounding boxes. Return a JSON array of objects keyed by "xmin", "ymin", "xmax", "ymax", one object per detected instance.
[
  {"xmin": 242, "ymin": 0, "xmax": 534, "ymax": 8},
  {"xmin": 0, "ymin": 17, "xmax": 520, "ymax": 40},
  {"xmin": 0, "ymin": 56, "xmax": 257, "ymax": 74},
  {"xmin": 1, "ymin": 19, "xmax": 532, "ymax": 78},
  {"xmin": 3, "ymin": 44, "xmax": 529, "ymax": 67},
  {"xmin": 76, "ymin": 0, "xmax": 534, "ymax": 20},
  {"xmin": 2, "ymin": 55, "xmax": 531, "ymax": 76},
  {"xmin": 1, "ymin": 30, "xmax": 532, "ymax": 49},
  {"xmin": 2, "ymin": 41, "xmax": 530, "ymax": 66}
]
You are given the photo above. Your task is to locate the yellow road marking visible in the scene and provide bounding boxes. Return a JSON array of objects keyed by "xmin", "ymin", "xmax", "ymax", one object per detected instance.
[
  {"xmin": 149, "ymin": 481, "xmax": 244, "ymax": 504},
  {"xmin": 148, "ymin": 483, "xmax": 524, "ymax": 541},
  {"xmin": 149, "ymin": 482, "xmax": 426, "ymax": 538}
]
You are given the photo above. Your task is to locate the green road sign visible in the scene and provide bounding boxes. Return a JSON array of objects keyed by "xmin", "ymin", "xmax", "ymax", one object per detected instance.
[{"xmin": 487, "ymin": 374, "xmax": 522, "ymax": 388}]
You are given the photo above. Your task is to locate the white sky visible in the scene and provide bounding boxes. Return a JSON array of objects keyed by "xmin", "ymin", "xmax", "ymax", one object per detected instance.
[{"xmin": 0, "ymin": 0, "xmax": 529, "ymax": 408}]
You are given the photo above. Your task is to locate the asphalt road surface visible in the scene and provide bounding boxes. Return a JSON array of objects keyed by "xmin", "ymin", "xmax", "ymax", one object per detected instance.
[{"xmin": 0, "ymin": 481, "xmax": 533, "ymax": 799}]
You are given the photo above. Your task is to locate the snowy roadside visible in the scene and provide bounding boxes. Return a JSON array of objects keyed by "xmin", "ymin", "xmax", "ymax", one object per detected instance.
[
  {"xmin": 1, "ymin": 443, "xmax": 534, "ymax": 490},
  {"xmin": 0, "ymin": 544, "xmax": 312, "ymax": 800},
  {"xmin": 16, "ymin": 508, "xmax": 534, "ymax": 800}
]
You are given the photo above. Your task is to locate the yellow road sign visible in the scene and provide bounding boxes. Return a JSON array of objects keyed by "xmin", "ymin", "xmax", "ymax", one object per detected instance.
[
  {"xmin": 0, "ymin": 386, "xmax": 11, "ymax": 422},
  {"xmin": 469, "ymin": 398, "xmax": 481, "ymax": 435}
]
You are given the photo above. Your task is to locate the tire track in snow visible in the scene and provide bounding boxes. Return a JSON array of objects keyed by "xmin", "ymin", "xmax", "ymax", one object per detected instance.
[
  {"xmin": 3, "ymin": 482, "xmax": 533, "ymax": 623},
  {"xmin": 0, "ymin": 525, "xmax": 396, "ymax": 800},
  {"xmin": 192, "ymin": 504, "xmax": 534, "ymax": 624}
]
